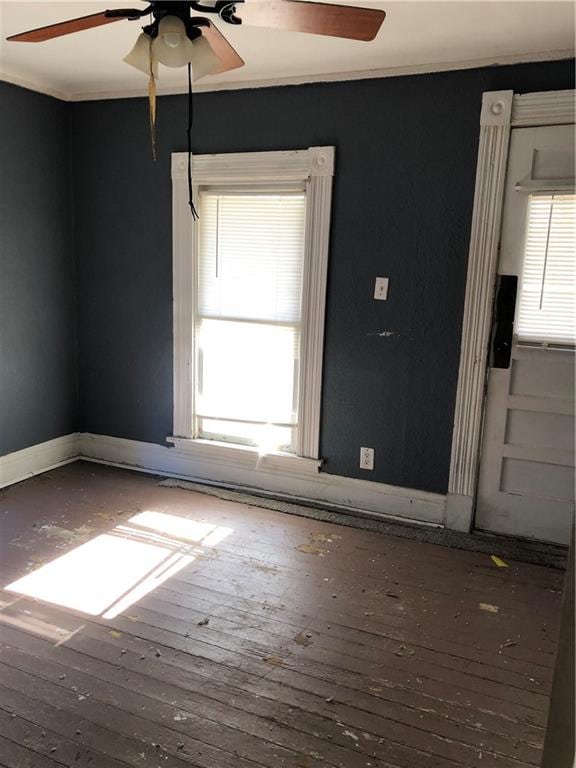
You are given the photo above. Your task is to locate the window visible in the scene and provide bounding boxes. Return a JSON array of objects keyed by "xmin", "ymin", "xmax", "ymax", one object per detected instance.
[
  {"xmin": 171, "ymin": 148, "xmax": 334, "ymax": 467},
  {"xmin": 196, "ymin": 187, "xmax": 306, "ymax": 452},
  {"xmin": 516, "ymin": 193, "xmax": 576, "ymax": 346}
]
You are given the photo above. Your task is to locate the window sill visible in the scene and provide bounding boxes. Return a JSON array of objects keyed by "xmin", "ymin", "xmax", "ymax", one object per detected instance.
[{"xmin": 166, "ymin": 436, "xmax": 321, "ymax": 477}]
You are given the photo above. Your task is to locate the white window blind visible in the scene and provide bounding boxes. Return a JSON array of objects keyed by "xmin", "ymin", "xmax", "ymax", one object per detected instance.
[
  {"xmin": 196, "ymin": 188, "xmax": 306, "ymax": 451},
  {"xmin": 516, "ymin": 193, "xmax": 576, "ymax": 345}
]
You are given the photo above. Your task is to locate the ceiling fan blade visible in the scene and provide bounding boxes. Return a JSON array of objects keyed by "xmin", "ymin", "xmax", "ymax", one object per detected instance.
[
  {"xmin": 234, "ymin": 0, "xmax": 386, "ymax": 41},
  {"xmin": 6, "ymin": 10, "xmax": 140, "ymax": 43},
  {"xmin": 200, "ymin": 21, "xmax": 245, "ymax": 74}
]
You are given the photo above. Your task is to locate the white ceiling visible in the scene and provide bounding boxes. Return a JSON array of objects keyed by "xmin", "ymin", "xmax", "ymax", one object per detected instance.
[{"xmin": 0, "ymin": 0, "xmax": 573, "ymax": 100}]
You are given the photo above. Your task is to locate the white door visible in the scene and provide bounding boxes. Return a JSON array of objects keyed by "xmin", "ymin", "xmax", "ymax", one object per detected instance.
[{"xmin": 476, "ymin": 124, "xmax": 575, "ymax": 545}]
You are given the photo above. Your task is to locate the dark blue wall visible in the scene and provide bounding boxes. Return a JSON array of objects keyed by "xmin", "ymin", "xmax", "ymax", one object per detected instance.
[
  {"xmin": 70, "ymin": 61, "xmax": 573, "ymax": 492},
  {"xmin": 70, "ymin": 60, "xmax": 574, "ymax": 493},
  {"xmin": 0, "ymin": 82, "xmax": 77, "ymax": 455}
]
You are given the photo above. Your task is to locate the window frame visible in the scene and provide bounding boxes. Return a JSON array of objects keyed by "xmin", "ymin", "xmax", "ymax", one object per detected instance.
[{"xmin": 170, "ymin": 147, "xmax": 335, "ymax": 468}]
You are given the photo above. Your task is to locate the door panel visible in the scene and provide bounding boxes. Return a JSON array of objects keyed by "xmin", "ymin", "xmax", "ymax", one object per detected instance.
[
  {"xmin": 507, "ymin": 410, "xmax": 573, "ymax": 452},
  {"xmin": 476, "ymin": 124, "xmax": 575, "ymax": 545}
]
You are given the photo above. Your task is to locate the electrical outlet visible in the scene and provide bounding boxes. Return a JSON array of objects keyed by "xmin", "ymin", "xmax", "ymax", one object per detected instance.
[
  {"xmin": 360, "ymin": 447, "xmax": 374, "ymax": 470},
  {"xmin": 374, "ymin": 277, "xmax": 389, "ymax": 301}
]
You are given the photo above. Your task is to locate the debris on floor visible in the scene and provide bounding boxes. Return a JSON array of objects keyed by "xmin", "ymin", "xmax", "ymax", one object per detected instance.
[
  {"xmin": 499, "ymin": 639, "xmax": 518, "ymax": 653},
  {"xmin": 491, "ymin": 554, "xmax": 509, "ymax": 568},
  {"xmin": 479, "ymin": 602, "xmax": 500, "ymax": 613},
  {"xmin": 296, "ymin": 543, "xmax": 327, "ymax": 556},
  {"xmin": 394, "ymin": 644, "xmax": 415, "ymax": 657},
  {"xmin": 337, "ymin": 722, "xmax": 359, "ymax": 742},
  {"xmin": 249, "ymin": 559, "xmax": 279, "ymax": 574},
  {"xmin": 310, "ymin": 532, "xmax": 341, "ymax": 543},
  {"xmin": 293, "ymin": 631, "xmax": 313, "ymax": 646}
]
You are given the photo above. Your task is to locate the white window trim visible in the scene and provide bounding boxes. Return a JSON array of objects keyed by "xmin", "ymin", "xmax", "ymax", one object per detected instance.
[
  {"xmin": 170, "ymin": 146, "xmax": 335, "ymax": 472},
  {"xmin": 446, "ymin": 88, "xmax": 575, "ymax": 532}
]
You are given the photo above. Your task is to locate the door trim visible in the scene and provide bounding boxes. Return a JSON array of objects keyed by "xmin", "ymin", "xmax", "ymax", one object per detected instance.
[{"xmin": 446, "ymin": 88, "xmax": 575, "ymax": 532}]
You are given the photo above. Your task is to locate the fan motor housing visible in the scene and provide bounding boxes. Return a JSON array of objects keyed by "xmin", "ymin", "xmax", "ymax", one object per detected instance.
[{"xmin": 132, "ymin": 1, "xmax": 241, "ymax": 37}]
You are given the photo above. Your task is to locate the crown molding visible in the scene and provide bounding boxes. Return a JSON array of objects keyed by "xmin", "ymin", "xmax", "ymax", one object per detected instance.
[
  {"xmin": 0, "ymin": 68, "xmax": 69, "ymax": 101},
  {"xmin": 1, "ymin": 48, "xmax": 573, "ymax": 103}
]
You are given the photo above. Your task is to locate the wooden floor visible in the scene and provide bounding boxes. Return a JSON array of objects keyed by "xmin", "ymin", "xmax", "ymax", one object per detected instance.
[{"xmin": 0, "ymin": 462, "xmax": 565, "ymax": 768}]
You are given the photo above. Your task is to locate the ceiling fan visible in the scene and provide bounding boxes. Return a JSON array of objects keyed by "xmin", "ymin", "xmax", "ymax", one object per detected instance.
[
  {"xmin": 8, "ymin": 2, "xmax": 385, "ymax": 218},
  {"xmin": 7, "ymin": 1, "xmax": 387, "ymax": 79}
]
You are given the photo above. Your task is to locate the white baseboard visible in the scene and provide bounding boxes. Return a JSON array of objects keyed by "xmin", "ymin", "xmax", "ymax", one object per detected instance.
[
  {"xmin": 78, "ymin": 433, "xmax": 446, "ymax": 526},
  {"xmin": 446, "ymin": 493, "xmax": 475, "ymax": 532},
  {"xmin": 0, "ymin": 432, "xmax": 448, "ymax": 527},
  {"xmin": 0, "ymin": 434, "xmax": 79, "ymax": 489}
]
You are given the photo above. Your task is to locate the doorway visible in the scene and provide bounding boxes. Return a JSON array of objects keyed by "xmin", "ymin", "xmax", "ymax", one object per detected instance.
[{"xmin": 475, "ymin": 124, "xmax": 575, "ymax": 545}]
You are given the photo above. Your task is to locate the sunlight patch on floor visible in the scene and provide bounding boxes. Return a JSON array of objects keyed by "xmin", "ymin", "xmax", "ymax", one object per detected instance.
[
  {"xmin": 129, "ymin": 510, "xmax": 220, "ymax": 544},
  {"xmin": 4, "ymin": 511, "xmax": 233, "ymax": 620}
]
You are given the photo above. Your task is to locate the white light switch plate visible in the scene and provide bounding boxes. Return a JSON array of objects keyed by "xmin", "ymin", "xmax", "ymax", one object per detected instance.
[{"xmin": 374, "ymin": 277, "xmax": 389, "ymax": 300}]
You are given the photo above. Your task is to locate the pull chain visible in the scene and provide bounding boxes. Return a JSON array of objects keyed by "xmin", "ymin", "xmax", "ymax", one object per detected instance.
[
  {"xmin": 187, "ymin": 62, "xmax": 199, "ymax": 220},
  {"xmin": 148, "ymin": 37, "xmax": 157, "ymax": 162}
]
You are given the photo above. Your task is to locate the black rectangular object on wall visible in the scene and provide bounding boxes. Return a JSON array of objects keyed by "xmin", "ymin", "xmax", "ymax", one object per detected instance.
[{"xmin": 490, "ymin": 274, "xmax": 518, "ymax": 369}]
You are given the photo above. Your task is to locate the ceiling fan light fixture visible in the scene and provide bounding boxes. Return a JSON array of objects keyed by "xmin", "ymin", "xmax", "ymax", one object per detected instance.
[
  {"xmin": 123, "ymin": 32, "xmax": 158, "ymax": 76},
  {"xmin": 162, "ymin": 32, "xmax": 182, "ymax": 49},
  {"xmin": 152, "ymin": 16, "xmax": 196, "ymax": 68},
  {"xmin": 190, "ymin": 35, "xmax": 221, "ymax": 80},
  {"xmin": 7, "ymin": 0, "xmax": 384, "ymax": 219}
]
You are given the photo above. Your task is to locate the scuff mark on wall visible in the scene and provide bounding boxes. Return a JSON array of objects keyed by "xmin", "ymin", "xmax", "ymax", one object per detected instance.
[{"xmin": 367, "ymin": 330, "xmax": 402, "ymax": 338}]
